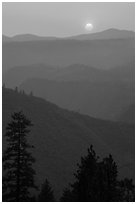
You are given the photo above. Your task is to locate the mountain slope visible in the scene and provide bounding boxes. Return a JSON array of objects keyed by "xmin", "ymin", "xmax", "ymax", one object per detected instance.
[
  {"xmin": 3, "ymin": 64, "xmax": 59, "ymax": 88},
  {"xmin": 3, "ymin": 29, "xmax": 135, "ymax": 43},
  {"xmin": 2, "ymin": 35, "xmax": 12, "ymax": 42},
  {"xmin": 3, "ymin": 88, "xmax": 135, "ymax": 198},
  {"xmin": 20, "ymin": 78, "xmax": 134, "ymax": 121},
  {"xmin": 3, "ymin": 61, "xmax": 135, "ymax": 88},
  {"xmin": 70, "ymin": 29, "xmax": 135, "ymax": 40},
  {"xmin": 3, "ymin": 62, "xmax": 135, "ymax": 121},
  {"xmin": 3, "ymin": 37, "xmax": 134, "ymax": 72},
  {"xmin": 2, "ymin": 34, "xmax": 57, "ymax": 43}
]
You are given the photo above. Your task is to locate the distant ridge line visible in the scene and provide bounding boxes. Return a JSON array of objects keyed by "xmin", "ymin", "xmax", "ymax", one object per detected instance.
[{"xmin": 3, "ymin": 28, "xmax": 135, "ymax": 42}]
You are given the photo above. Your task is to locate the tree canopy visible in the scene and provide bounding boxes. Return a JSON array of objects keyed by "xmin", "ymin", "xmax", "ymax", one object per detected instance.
[
  {"xmin": 61, "ymin": 145, "xmax": 134, "ymax": 202},
  {"xmin": 3, "ymin": 111, "xmax": 37, "ymax": 201},
  {"xmin": 38, "ymin": 179, "xmax": 55, "ymax": 202}
]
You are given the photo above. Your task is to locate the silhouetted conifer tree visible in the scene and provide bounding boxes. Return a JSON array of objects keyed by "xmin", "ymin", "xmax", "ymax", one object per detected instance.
[
  {"xmin": 97, "ymin": 154, "xmax": 118, "ymax": 201},
  {"xmin": 3, "ymin": 111, "xmax": 37, "ymax": 202},
  {"xmin": 61, "ymin": 145, "xmax": 134, "ymax": 202},
  {"xmin": 15, "ymin": 86, "xmax": 18, "ymax": 92},
  {"xmin": 60, "ymin": 187, "xmax": 75, "ymax": 202},
  {"xmin": 61, "ymin": 145, "xmax": 99, "ymax": 201},
  {"xmin": 38, "ymin": 179, "xmax": 55, "ymax": 202}
]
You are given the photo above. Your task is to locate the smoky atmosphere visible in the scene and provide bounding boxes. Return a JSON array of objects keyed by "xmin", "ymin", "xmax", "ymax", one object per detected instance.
[{"xmin": 2, "ymin": 2, "xmax": 135, "ymax": 202}]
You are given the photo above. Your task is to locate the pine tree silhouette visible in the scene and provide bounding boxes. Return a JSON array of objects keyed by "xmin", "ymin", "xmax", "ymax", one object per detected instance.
[
  {"xmin": 97, "ymin": 154, "xmax": 118, "ymax": 201},
  {"xmin": 38, "ymin": 179, "xmax": 55, "ymax": 201},
  {"xmin": 61, "ymin": 145, "xmax": 99, "ymax": 201},
  {"xmin": 3, "ymin": 111, "xmax": 37, "ymax": 201},
  {"xmin": 60, "ymin": 187, "xmax": 74, "ymax": 202},
  {"xmin": 15, "ymin": 86, "xmax": 18, "ymax": 93},
  {"xmin": 61, "ymin": 145, "xmax": 134, "ymax": 202}
]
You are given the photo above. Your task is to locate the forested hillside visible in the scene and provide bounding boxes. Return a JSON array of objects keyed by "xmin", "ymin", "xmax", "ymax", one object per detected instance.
[{"xmin": 3, "ymin": 87, "xmax": 135, "ymax": 198}]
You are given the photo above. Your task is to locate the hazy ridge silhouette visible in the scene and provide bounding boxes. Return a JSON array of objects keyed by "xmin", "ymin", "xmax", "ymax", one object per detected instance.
[
  {"xmin": 3, "ymin": 29, "xmax": 135, "ymax": 122},
  {"xmin": 3, "ymin": 87, "xmax": 135, "ymax": 199},
  {"xmin": 2, "ymin": 29, "xmax": 135, "ymax": 72}
]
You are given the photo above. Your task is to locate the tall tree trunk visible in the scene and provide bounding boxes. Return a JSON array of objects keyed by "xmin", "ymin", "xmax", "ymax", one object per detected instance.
[{"xmin": 16, "ymin": 125, "xmax": 21, "ymax": 201}]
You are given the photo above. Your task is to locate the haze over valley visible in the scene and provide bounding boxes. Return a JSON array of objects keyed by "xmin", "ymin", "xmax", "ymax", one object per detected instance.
[
  {"xmin": 3, "ymin": 29, "xmax": 135, "ymax": 122},
  {"xmin": 2, "ymin": 2, "xmax": 135, "ymax": 201}
]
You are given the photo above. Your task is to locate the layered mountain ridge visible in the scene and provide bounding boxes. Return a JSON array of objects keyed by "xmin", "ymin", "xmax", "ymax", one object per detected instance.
[
  {"xmin": 3, "ymin": 87, "xmax": 135, "ymax": 198},
  {"xmin": 3, "ymin": 29, "xmax": 135, "ymax": 72}
]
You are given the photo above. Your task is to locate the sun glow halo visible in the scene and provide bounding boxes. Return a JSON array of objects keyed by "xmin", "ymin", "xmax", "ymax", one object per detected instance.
[{"xmin": 85, "ymin": 23, "xmax": 93, "ymax": 31}]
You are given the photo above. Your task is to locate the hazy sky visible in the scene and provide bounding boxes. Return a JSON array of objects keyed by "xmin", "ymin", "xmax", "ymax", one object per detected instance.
[{"xmin": 2, "ymin": 2, "xmax": 135, "ymax": 37}]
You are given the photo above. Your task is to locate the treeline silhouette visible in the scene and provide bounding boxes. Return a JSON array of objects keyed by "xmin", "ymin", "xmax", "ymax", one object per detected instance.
[
  {"xmin": 2, "ymin": 83, "xmax": 34, "ymax": 97},
  {"xmin": 3, "ymin": 111, "xmax": 134, "ymax": 202}
]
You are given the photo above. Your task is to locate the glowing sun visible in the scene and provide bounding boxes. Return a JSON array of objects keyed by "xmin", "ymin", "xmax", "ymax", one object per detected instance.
[{"xmin": 85, "ymin": 23, "xmax": 93, "ymax": 31}]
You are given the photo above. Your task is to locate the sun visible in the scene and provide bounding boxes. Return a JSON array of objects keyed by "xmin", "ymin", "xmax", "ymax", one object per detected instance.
[{"xmin": 85, "ymin": 23, "xmax": 93, "ymax": 31}]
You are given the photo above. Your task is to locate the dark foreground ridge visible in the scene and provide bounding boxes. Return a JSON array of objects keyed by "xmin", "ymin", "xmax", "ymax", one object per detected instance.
[{"xmin": 2, "ymin": 87, "xmax": 135, "ymax": 199}]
